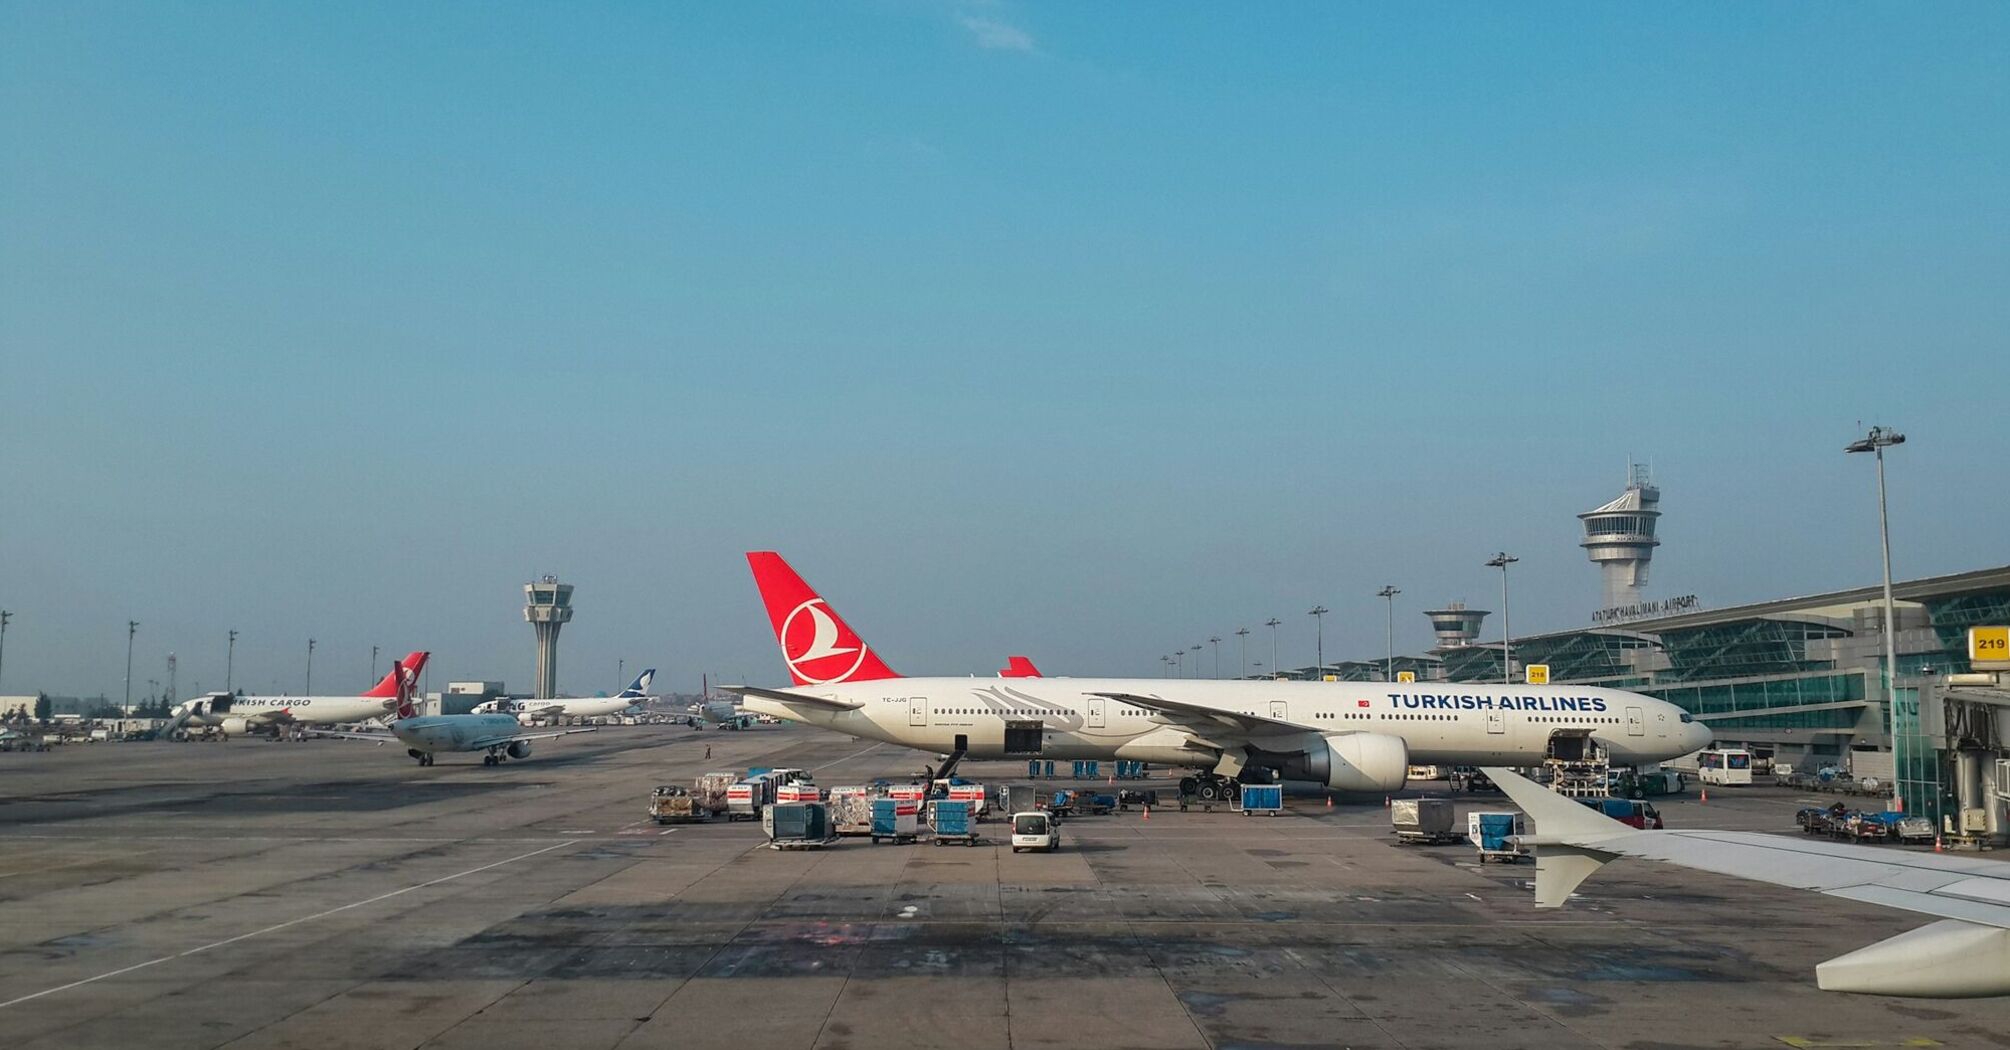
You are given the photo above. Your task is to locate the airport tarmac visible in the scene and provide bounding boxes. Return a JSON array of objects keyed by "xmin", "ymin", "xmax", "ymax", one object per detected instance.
[{"xmin": 2, "ymin": 724, "xmax": 2008, "ymax": 1050}]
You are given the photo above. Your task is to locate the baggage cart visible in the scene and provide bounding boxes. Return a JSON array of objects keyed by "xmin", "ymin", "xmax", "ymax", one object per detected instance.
[
  {"xmin": 1468, "ymin": 811, "xmax": 1527, "ymax": 863},
  {"xmin": 829, "ymin": 787, "xmax": 874, "ymax": 835},
  {"xmin": 871, "ymin": 797, "xmax": 920, "ymax": 843},
  {"xmin": 726, "ymin": 780, "xmax": 767, "ymax": 822},
  {"xmin": 764, "ymin": 801, "xmax": 838, "ymax": 850},
  {"xmin": 649, "ymin": 784, "xmax": 704, "ymax": 824},
  {"xmin": 693, "ymin": 771, "xmax": 740, "ymax": 818},
  {"xmin": 1236, "ymin": 783, "xmax": 1284, "ymax": 817},
  {"xmin": 929, "ymin": 799, "xmax": 982, "ymax": 846},
  {"xmin": 1392, "ymin": 798, "xmax": 1459, "ymax": 843}
]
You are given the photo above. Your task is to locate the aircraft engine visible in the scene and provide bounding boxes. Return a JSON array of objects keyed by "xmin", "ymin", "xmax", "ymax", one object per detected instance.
[
  {"xmin": 506, "ymin": 740, "xmax": 532, "ymax": 760},
  {"xmin": 1264, "ymin": 732, "xmax": 1409, "ymax": 792},
  {"xmin": 219, "ymin": 717, "xmax": 251, "ymax": 737}
]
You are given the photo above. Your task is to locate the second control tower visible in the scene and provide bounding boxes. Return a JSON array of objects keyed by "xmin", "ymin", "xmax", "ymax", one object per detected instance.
[
  {"xmin": 1580, "ymin": 465, "xmax": 1662, "ymax": 610},
  {"xmin": 1424, "ymin": 603, "xmax": 1490, "ymax": 649},
  {"xmin": 524, "ymin": 576, "xmax": 574, "ymax": 700}
]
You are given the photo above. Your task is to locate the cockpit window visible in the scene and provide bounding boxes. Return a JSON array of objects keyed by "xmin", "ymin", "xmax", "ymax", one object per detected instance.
[{"xmin": 1679, "ymin": 712, "xmax": 1693, "ymax": 723}]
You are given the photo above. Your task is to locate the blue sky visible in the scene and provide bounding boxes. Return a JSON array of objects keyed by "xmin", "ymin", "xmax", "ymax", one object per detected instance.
[{"xmin": 3, "ymin": 3, "xmax": 2006, "ymax": 698}]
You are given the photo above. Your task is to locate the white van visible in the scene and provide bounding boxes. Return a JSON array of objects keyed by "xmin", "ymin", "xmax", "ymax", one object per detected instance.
[{"xmin": 1010, "ymin": 811, "xmax": 1060, "ymax": 853}]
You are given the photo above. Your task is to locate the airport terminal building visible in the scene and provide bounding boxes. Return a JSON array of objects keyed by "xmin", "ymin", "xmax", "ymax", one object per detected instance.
[{"xmin": 1287, "ymin": 565, "xmax": 2010, "ymax": 825}]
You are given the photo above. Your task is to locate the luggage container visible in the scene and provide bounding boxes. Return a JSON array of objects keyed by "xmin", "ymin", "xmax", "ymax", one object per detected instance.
[
  {"xmin": 945, "ymin": 782, "xmax": 989, "ymax": 819},
  {"xmin": 1391, "ymin": 798, "xmax": 1459, "ymax": 843},
  {"xmin": 726, "ymin": 780, "xmax": 766, "ymax": 821},
  {"xmin": 871, "ymin": 797, "xmax": 920, "ymax": 843},
  {"xmin": 1236, "ymin": 783, "xmax": 1284, "ymax": 817},
  {"xmin": 1468, "ymin": 811, "xmax": 1528, "ymax": 863},
  {"xmin": 776, "ymin": 782, "xmax": 823, "ymax": 804},
  {"xmin": 929, "ymin": 799, "xmax": 981, "ymax": 846},
  {"xmin": 829, "ymin": 787, "xmax": 874, "ymax": 835},
  {"xmin": 763, "ymin": 801, "xmax": 837, "ymax": 849}
]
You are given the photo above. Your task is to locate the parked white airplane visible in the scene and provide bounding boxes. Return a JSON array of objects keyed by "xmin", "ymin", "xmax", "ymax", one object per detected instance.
[
  {"xmin": 1487, "ymin": 765, "xmax": 2010, "ymax": 998},
  {"xmin": 472, "ymin": 669, "xmax": 654, "ymax": 721},
  {"xmin": 725, "ymin": 552, "xmax": 1711, "ymax": 793},
  {"xmin": 166, "ymin": 651, "xmax": 431, "ymax": 738},
  {"xmin": 317, "ymin": 659, "xmax": 595, "ymax": 766}
]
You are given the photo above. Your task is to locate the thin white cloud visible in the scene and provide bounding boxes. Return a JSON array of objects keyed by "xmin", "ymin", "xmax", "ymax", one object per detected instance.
[{"xmin": 958, "ymin": 14, "xmax": 1035, "ymax": 53}]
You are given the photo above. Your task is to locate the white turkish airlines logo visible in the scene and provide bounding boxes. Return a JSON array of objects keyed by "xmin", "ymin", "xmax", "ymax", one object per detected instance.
[{"xmin": 782, "ymin": 598, "xmax": 869, "ymax": 684}]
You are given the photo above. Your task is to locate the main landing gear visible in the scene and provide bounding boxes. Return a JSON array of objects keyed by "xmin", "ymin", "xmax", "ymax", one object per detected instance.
[
  {"xmin": 409, "ymin": 748, "xmax": 435, "ymax": 767},
  {"xmin": 482, "ymin": 747, "xmax": 509, "ymax": 767},
  {"xmin": 1178, "ymin": 773, "xmax": 1243, "ymax": 804}
]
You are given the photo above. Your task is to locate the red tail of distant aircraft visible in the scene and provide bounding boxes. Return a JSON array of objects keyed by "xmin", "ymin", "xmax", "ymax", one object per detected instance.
[
  {"xmin": 362, "ymin": 651, "xmax": 430, "ymax": 698},
  {"xmin": 999, "ymin": 656, "xmax": 1042, "ymax": 678},
  {"xmin": 747, "ymin": 551, "xmax": 900, "ymax": 686}
]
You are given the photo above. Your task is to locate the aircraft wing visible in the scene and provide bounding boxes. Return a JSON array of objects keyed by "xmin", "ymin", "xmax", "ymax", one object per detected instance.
[
  {"xmin": 1087, "ymin": 692, "xmax": 1306, "ymax": 735},
  {"xmin": 720, "ymin": 685, "xmax": 862, "ymax": 711},
  {"xmin": 1483, "ymin": 765, "xmax": 2010, "ymax": 998},
  {"xmin": 465, "ymin": 727, "xmax": 597, "ymax": 751}
]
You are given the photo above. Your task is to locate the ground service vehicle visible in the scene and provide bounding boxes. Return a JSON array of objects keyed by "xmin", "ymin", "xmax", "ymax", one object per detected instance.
[
  {"xmin": 1011, "ymin": 811, "xmax": 1059, "ymax": 853},
  {"xmin": 1698, "ymin": 748, "xmax": 1754, "ymax": 785}
]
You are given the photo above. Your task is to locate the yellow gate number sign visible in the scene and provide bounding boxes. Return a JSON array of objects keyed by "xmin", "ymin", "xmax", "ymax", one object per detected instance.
[
  {"xmin": 1525, "ymin": 664, "xmax": 1551, "ymax": 685},
  {"xmin": 1396, "ymin": 670, "xmax": 1416, "ymax": 683},
  {"xmin": 1972, "ymin": 626, "xmax": 2010, "ymax": 669}
]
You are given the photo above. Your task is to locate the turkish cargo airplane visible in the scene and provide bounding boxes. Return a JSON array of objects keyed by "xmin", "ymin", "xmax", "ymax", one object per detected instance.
[
  {"xmin": 725, "ymin": 552, "xmax": 1711, "ymax": 794},
  {"xmin": 473, "ymin": 669, "xmax": 655, "ymax": 721},
  {"xmin": 316, "ymin": 659, "xmax": 595, "ymax": 766},
  {"xmin": 1488, "ymin": 766, "xmax": 2010, "ymax": 998},
  {"xmin": 166, "ymin": 651, "xmax": 431, "ymax": 738}
]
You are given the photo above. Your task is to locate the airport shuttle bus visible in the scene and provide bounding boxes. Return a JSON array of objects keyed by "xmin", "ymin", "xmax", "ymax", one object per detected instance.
[
  {"xmin": 1697, "ymin": 748, "xmax": 1754, "ymax": 786},
  {"xmin": 728, "ymin": 553, "xmax": 1713, "ymax": 794}
]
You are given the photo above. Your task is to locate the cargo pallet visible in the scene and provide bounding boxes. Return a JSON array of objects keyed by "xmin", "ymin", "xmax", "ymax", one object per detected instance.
[
  {"xmin": 932, "ymin": 833, "xmax": 982, "ymax": 847},
  {"xmin": 870, "ymin": 831, "xmax": 918, "ymax": 845},
  {"xmin": 1394, "ymin": 830, "xmax": 1462, "ymax": 845},
  {"xmin": 768, "ymin": 839, "xmax": 837, "ymax": 851}
]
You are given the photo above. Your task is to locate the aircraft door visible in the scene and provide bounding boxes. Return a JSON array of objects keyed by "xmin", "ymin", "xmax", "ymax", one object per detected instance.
[
  {"xmin": 1625, "ymin": 706, "xmax": 1645, "ymax": 736},
  {"xmin": 909, "ymin": 697, "xmax": 928, "ymax": 726},
  {"xmin": 1486, "ymin": 711, "xmax": 1505, "ymax": 735},
  {"xmin": 1087, "ymin": 697, "xmax": 1106, "ymax": 728},
  {"xmin": 1269, "ymin": 700, "xmax": 1288, "ymax": 720}
]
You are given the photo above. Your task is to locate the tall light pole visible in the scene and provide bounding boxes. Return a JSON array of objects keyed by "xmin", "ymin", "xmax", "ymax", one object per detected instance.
[
  {"xmin": 1162, "ymin": 655, "xmax": 1174, "ymax": 678},
  {"xmin": 1190, "ymin": 645, "xmax": 1203, "ymax": 679},
  {"xmin": 1847, "ymin": 425, "xmax": 1907, "ymax": 812},
  {"xmin": 618, "ymin": 658, "xmax": 625, "ymax": 686},
  {"xmin": 166, "ymin": 653, "xmax": 176, "ymax": 709},
  {"xmin": 124, "ymin": 620, "xmax": 139, "ymax": 713},
  {"xmin": 371, "ymin": 644, "xmax": 379, "ymax": 682},
  {"xmin": 1486, "ymin": 553, "xmax": 1518, "ymax": 685},
  {"xmin": 305, "ymin": 638, "xmax": 316, "ymax": 695},
  {"xmin": 1208, "ymin": 636, "xmax": 1221, "ymax": 679},
  {"xmin": 1265, "ymin": 618, "xmax": 1281, "ymax": 679},
  {"xmin": 1309, "ymin": 605, "xmax": 1329, "ymax": 680},
  {"xmin": 0, "ymin": 610, "xmax": 11, "ymax": 693},
  {"xmin": 1377, "ymin": 585, "xmax": 1401, "ymax": 682},
  {"xmin": 1234, "ymin": 627, "xmax": 1250, "ymax": 679},
  {"xmin": 1174, "ymin": 648, "xmax": 1184, "ymax": 677},
  {"xmin": 226, "ymin": 630, "xmax": 237, "ymax": 693}
]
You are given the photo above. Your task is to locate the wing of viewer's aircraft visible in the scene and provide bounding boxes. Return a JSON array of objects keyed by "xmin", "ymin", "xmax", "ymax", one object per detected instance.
[
  {"xmin": 720, "ymin": 685, "xmax": 861, "ymax": 711},
  {"xmin": 1484, "ymin": 765, "xmax": 2010, "ymax": 998}
]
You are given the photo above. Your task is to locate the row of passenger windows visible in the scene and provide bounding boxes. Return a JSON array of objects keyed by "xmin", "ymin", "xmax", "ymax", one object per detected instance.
[{"xmin": 919, "ymin": 706, "xmax": 1618, "ymax": 726}]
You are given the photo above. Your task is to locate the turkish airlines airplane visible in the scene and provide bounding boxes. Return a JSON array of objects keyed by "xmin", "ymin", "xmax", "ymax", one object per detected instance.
[
  {"xmin": 166, "ymin": 651, "xmax": 431, "ymax": 739},
  {"xmin": 473, "ymin": 669, "xmax": 656, "ymax": 721},
  {"xmin": 726, "ymin": 552, "xmax": 1712, "ymax": 794}
]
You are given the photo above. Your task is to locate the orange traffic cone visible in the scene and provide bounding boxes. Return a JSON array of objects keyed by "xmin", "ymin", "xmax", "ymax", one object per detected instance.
[
  {"xmin": 1326, "ymin": 795, "xmax": 1334, "ymax": 809},
  {"xmin": 1700, "ymin": 788, "xmax": 1708, "ymax": 804},
  {"xmin": 1383, "ymin": 795, "xmax": 1391, "ymax": 807},
  {"xmin": 1142, "ymin": 805, "xmax": 1150, "ymax": 821},
  {"xmin": 1934, "ymin": 837, "xmax": 1944, "ymax": 853}
]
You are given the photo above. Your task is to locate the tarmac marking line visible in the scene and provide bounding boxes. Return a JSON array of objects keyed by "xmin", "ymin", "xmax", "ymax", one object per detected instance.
[{"xmin": 0, "ymin": 839, "xmax": 580, "ymax": 1011}]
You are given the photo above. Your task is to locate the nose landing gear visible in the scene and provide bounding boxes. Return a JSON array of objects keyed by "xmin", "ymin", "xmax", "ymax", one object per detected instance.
[{"xmin": 408, "ymin": 748, "xmax": 434, "ymax": 767}]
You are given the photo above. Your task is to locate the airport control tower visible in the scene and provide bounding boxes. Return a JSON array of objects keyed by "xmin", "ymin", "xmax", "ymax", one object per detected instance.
[
  {"xmin": 524, "ymin": 576, "xmax": 573, "ymax": 700},
  {"xmin": 1424, "ymin": 603, "xmax": 1490, "ymax": 648},
  {"xmin": 1580, "ymin": 465, "xmax": 1662, "ymax": 611}
]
